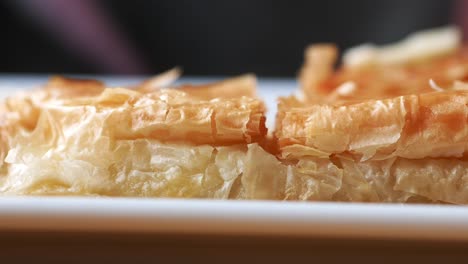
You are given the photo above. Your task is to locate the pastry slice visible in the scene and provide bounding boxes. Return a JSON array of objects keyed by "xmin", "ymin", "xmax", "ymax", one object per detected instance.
[
  {"xmin": 275, "ymin": 26, "xmax": 468, "ymax": 204},
  {"xmin": 0, "ymin": 74, "xmax": 275, "ymax": 198}
]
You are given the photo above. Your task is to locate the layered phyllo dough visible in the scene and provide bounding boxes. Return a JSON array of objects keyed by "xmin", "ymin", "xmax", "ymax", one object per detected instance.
[
  {"xmin": 0, "ymin": 74, "xmax": 336, "ymax": 200},
  {"xmin": 276, "ymin": 26, "xmax": 468, "ymax": 203}
]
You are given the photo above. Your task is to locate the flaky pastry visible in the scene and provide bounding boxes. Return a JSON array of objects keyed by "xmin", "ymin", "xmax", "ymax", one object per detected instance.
[
  {"xmin": 300, "ymin": 26, "xmax": 468, "ymax": 103},
  {"xmin": 277, "ymin": 26, "xmax": 468, "ymax": 204},
  {"xmin": 0, "ymin": 75, "xmax": 342, "ymax": 201}
]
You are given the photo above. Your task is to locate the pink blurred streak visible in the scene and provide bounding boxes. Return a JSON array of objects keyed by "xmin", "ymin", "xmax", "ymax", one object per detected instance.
[
  {"xmin": 12, "ymin": 0, "xmax": 148, "ymax": 74},
  {"xmin": 455, "ymin": 0, "xmax": 468, "ymax": 41}
]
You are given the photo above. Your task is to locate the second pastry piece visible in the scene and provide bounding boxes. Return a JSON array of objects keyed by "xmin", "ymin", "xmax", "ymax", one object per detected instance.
[{"xmin": 276, "ymin": 26, "xmax": 468, "ymax": 204}]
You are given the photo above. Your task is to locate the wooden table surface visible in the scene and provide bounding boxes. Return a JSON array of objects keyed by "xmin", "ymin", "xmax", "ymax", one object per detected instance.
[{"xmin": 2, "ymin": 231, "xmax": 468, "ymax": 263}]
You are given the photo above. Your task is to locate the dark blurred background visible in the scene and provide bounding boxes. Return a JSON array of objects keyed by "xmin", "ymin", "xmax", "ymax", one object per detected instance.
[{"xmin": 0, "ymin": 0, "xmax": 466, "ymax": 77}]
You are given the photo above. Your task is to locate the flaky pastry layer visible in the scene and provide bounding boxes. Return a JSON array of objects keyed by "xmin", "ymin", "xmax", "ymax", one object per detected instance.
[
  {"xmin": 1, "ymin": 77, "xmax": 266, "ymax": 145},
  {"xmin": 0, "ymin": 75, "xmax": 276, "ymax": 199},
  {"xmin": 5, "ymin": 126, "xmax": 461, "ymax": 204},
  {"xmin": 277, "ymin": 90, "xmax": 468, "ymax": 161},
  {"xmin": 293, "ymin": 155, "xmax": 468, "ymax": 204}
]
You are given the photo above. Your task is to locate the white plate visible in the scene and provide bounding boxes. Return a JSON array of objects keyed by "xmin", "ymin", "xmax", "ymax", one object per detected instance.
[{"xmin": 0, "ymin": 74, "xmax": 467, "ymax": 241}]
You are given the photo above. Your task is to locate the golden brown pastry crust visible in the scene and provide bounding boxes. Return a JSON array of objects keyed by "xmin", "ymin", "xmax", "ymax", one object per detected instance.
[
  {"xmin": 276, "ymin": 90, "xmax": 468, "ymax": 161},
  {"xmin": 52, "ymin": 88, "xmax": 266, "ymax": 145},
  {"xmin": 1, "ymin": 75, "xmax": 266, "ymax": 146},
  {"xmin": 289, "ymin": 28, "xmax": 468, "ymax": 161},
  {"xmin": 300, "ymin": 46, "xmax": 468, "ymax": 103},
  {"xmin": 135, "ymin": 67, "xmax": 182, "ymax": 92},
  {"xmin": 176, "ymin": 74, "xmax": 257, "ymax": 99},
  {"xmin": 136, "ymin": 72, "xmax": 257, "ymax": 99}
]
